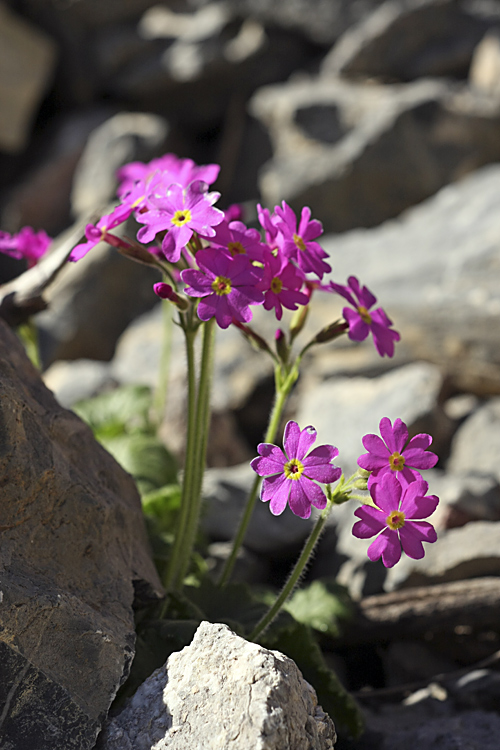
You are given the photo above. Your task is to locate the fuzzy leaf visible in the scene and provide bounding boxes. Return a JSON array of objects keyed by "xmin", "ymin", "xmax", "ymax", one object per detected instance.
[{"xmin": 285, "ymin": 579, "xmax": 353, "ymax": 637}]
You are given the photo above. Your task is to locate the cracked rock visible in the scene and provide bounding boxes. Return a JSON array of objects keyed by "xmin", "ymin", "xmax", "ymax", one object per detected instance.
[{"xmin": 98, "ymin": 621, "xmax": 336, "ymax": 750}]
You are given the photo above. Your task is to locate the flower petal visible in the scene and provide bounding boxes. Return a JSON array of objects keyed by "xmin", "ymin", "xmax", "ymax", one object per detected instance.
[
  {"xmin": 398, "ymin": 521, "xmax": 437, "ymax": 559},
  {"xmin": 379, "ymin": 417, "xmax": 407, "ymax": 453},
  {"xmin": 370, "ymin": 472, "xmax": 402, "ymax": 513},
  {"xmin": 251, "ymin": 444, "xmax": 286, "ymax": 477},
  {"xmin": 352, "ymin": 505, "xmax": 386, "ymax": 538},
  {"xmin": 367, "ymin": 528, "xmax": 402, "ymax": 567},
  {"xmin": 288, "ymin": 479, "xmax": 313, "ymax": 519},
  {"xmin": 283, "ymin": 420, "xmax": 301, "ymax": 458}
]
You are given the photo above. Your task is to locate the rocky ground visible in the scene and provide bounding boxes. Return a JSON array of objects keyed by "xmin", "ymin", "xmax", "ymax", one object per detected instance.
[{"xmin": 2, "ymin": 0, "xmax": 500, "ymax": 748}]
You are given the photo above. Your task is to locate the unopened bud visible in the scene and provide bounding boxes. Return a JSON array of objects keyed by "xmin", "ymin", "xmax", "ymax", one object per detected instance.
[
  {"xmin": 312, "ymin": 319, "xmax": 348, "ymax": 344},
  {"xmin": 153, "ymin": 282, "xmax": 189, "ymax": 311}
]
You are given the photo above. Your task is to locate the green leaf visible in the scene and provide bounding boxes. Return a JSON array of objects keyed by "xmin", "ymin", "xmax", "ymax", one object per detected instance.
[
  {"xmin": 262, "ymin": 620, "xmax": 364, "ymax": 739},
  {"xmin": 73, "ymin": 384, "xmax": 153, "ymax": 438},
  {"xmin": 284, "ymin": 579, "xmax": 353, "ymax": 637},
  {"xmin": 100, "ymin": 433, "xmax": 178, "ymax": 495},
  {"xmin": 142, "ymin": 484, "xmax": 182, "ymax": 533}
]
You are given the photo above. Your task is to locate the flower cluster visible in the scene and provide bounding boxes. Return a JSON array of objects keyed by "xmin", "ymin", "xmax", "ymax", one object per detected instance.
[
  {"xmin": 0, "ymin": 226, "xmax": 52, "ymax": 268},
  {"xmin": 353, "ymin": 417, "xmax": 439, "ymax": 567},
  {"xmin": 65, "ymin": 151, "xmax": 399, "ymax": 350}
]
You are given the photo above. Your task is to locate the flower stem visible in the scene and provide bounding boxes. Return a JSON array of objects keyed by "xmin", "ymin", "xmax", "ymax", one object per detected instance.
[
  {"xmin": 217, "ymin": 362, "xmax": 299, "ymax": 587},
  {"xmin": 174, "ymin": 317, "xmax": 216, "ymax": 588},
  {"xmin": 153, "ymin": 298, "xmax": 173, "ymax": 425},
  {"xmin": 163, "ymin": 322, "xmax": 198, "ymax": 591},
  {"xmin": 249, "ymin": 496, "xmax": 332, "ymax": 642}
]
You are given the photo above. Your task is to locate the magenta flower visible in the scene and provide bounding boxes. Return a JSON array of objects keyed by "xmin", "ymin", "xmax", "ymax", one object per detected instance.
[
  {"xmin": 181, "ymin": 247, "xmax": 264, "ymax": 329},
  {"xmin": 328, "ymin": 275, "xmax": 400, "ymax": 357},
  {"xmin": 274, "ymin": 202, "xmax": 331, "ymax": 279},
  {"xmin": 0, "ymin": 226, "xmax": 52, "ymax": 268},
  {"xmin": 211, "ymin": 220, "xmax": 267, "ymax": 262},
  {"xmin": 352, "ymin": 473, "xmax": 438, "ymax": 567},
  {"xmin": 251, "ymin": 420, "xmax": 342, "ymax": 519},
  {"xmin": 136, "ymin": 179, "xmax": 224, "ymax": 263},
  {"xmin": 358, "ymin": 417, "xmax": 438, "ymax": 487},
  {"xmin": 117, "ymin": 154, "xmax": 220, "ymax": 196},
  {"xmin": 69, "ymin": 204, "xmax": 132, "ymax": 261},
  {"xmin": 258, "ymin": 251, "xmax": 309, "ymax": 320}
]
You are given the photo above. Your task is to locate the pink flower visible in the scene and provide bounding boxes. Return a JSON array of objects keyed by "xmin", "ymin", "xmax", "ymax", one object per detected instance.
[
  {"xmin": 258, "ymin": 251, "xmax": 309, "ymax": 320},
  {"xmin": 352, "ymin": 473, "xmax": 438, "ymax": 567},
  {"xmin": 328, "ymin": 276, "xmax": 400, "ymax": 357},
  {"xmin": 136, "ymin": 179, "xmax": 224, "ymax": 263},
  {"xmin": 274, "ymin": 202, "xmax": 331, "ymax": 279},
  {"xmin": 251, "ymin": 420, "xmax": 342, "ymax": 519},
  {"xmin": 358, "ymin": 417, "xmax": 438, "ymax": 488},
  {"xmin": 0, "ymin": 226, "xmax": 52, "ymax": 268},
  {"xmin": 181, "ymin": 247, "xmax": 264, "ymax": 329},
  {"xmin": 210, "ymin": 220, "xmax": 267, "ymax": 262},
  {"xmin": 69, "ymin": 204, "xmax": 132, "ymax": 261},
  {"xmin": 117, "ymin": 154, "xmax": 220, "ymax": 196}
]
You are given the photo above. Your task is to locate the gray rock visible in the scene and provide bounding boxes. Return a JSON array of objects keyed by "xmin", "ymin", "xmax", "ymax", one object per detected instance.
[
  {"xmin": 381, "ymin": 709, "xmax": 500, "ymax": 750},
  {"xmin": 321, "ymin": 0, "xmax": 490, "ymax": 81},
  {"xmin": 43, "ymin": 358, "xmax": 115, "ymax": 408},
  {"xmin": 308, "ymin": 163, "xmax": 500, "ymax": 394},
  {"xmin": 384, "ymin": 520, "xmax": 500, "ymax": 590},
  {"xmin": 202, "ymin": 462, "xmax": 312, "ymax": 556},
  {"xmin": 71, "ymin": 112, "xmax": 168, "ymax": 217},
  {"xmin": 251, "ymin": 75, "xmax": 500, "ymax": 232},
  {"xmin": 0, "ymin": 318, "xmax": 163, "ymax": 748},
  {"xmin": 447, "ymin": 397, "xmax": 500, "ymax": 482},
  {"xmin": 296, "ymin": 361, "xmax": 443, "ymax": 478},
  {"xmin": 470, "ymin": 28, "xmax": 500, "ymax": 96},
  {"xmin": 0, "ymin": 3, "xmax": 57, "ymax": 152},
  {"xmin": 430, "ymin": 471, "xmax": 500, "ymax": 530},
  {"xmin": 36, "ymin": 239, "xmax": 160, "ymax": 365},
  {"xmin": 98, "ymin": 621, "xmax": 336, "ymax": 750}
]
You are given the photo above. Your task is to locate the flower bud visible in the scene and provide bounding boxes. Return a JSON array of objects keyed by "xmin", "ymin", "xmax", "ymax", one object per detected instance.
[
  {"xmin": 153, "ymin": 282, "xmax": 189, "ymax": 311},
  {"xmin": 275, "ymin": 328, "xmax": 289, "ymax": 364},
  {"xmin": 312, "ymin": 319, "xmax": 348, "ymax": 345}
]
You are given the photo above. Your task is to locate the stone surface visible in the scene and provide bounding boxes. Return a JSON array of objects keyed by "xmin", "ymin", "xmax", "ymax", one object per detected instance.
[
  {"xmin": 469, "ymin": 28, "xmax": 500, "ymax": 96},
  {"xmin": 0, "ymin": 318, "xmax": 163, "ymax": 748},
  {"xmin": 43, "ymin": 358, "xmax": 115, "ymax": 408},
  {"xmin": 98, "ymin": 621, "xmax": 336, "ymax": 750},
  {"xmin": 251, "ymin": 75, "xmax": 500, "ymax": 233},
  {"xmin": 307, "ymin": 163, "xmax": 500, "ymax": 394},
  {"xmin": 447, "ymin": 397, "xmax": 500, "ymax": 482},
  {"xmin": 321, "ymin": 0, "xmax": 490, "ymax": 81},
  {"xmin": 385, "ymin": 520, "xmax": 500, "ymax": 591},
  {"xmin": 71, "ymin": 111, "xmax": 169, "ymax": 217},
  {"xmin": 0, "ymin": 3, "xmax": 57, "ymax": 152}
]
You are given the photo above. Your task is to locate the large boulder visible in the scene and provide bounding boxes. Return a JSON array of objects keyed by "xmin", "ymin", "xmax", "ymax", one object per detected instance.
[{"xmin": 0, "ymin": 318, "xmax": 163, "ymax": 748}]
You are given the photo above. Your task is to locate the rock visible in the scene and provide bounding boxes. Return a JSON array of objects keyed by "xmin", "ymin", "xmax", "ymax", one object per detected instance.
[
  {"xmin": 71, "ymin": 111, "xmax": 169, "ymax": 217},
  {"xmin": 470, "ymin": 28, "xmax": 500, "ymax": 96},
  {"xmin": 98, "ymin": 621, "xmax": 337, "ymax": 750},
  {"xmin": 384, "ymin": 520, "xmax": 500, "ymax": 591},
  {"xmin": 99, "ymin": 5, "xmax": 318, "ymax": 127},
  {"xmin": 42, "ymin": 358, "xmax": 115, "ymax": 408},
  {"xmin": 0, "ymin": 3, "xmax": 57, "ymax": 153},
  {"xmin": 430, "ymin": 471, "xmax": 500, "ymax": 530},
  {"xmin": 307, "ymin": 163, "xmax": 500, "ymax": 394},
  {"xmin": 201, "ymin": 462, "xmax": 312, "ymax": 556},
  {"xmin": 36, "ymin": 238, "xmax": 160, "ymax": 365},
  {"xmin": 321, "ymin": 0, "xmax": 490, "ymax": 81},
  {"xmin": 296, "ymin": 361, "xmax": 444, "ymax": 477},
  {"xmin": 447, "ymin": 398, "xmax": 500, "ymax": 482},
  {"xmin": 0, "ymin": 318, "xmax": 163, "ymax": 749},
  {"xmin": 251, "ymin": 75, "xmax": 500, "ymax": 232}
]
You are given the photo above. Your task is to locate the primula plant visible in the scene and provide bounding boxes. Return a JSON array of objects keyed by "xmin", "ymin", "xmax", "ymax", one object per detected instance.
[{"xmin": 2, "ymin": 152, "xmax": 440, "ymax": 738}]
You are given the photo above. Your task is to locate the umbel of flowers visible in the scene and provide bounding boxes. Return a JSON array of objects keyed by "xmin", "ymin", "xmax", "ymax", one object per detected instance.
[{"xmin": 1, "ymin": 152, "xmax": 439, "ymax": 639}]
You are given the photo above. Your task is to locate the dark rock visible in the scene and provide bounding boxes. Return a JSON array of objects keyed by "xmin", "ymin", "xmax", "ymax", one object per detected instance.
[
  {"xmin": 0, "ymin": 3, "xmax": 57, "ymax": 153},
  {"xmin": 0, "ymin": 317, "xmax": 163, "ymax": 748},
  {"xmin": 321, "ymin": 0, "xmax": 491, "ymax": 82},
  {"xmin": 251, "ymin": 75, "xmax": 500, "ymax": 232}
]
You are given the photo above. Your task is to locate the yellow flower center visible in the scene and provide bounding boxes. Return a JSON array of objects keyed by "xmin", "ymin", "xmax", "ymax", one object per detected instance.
[
  {"xmin": 357, "ymin": 305, "xmax": 372, "ymax": 324},
  {"xmin": 389, "ymin": 452, "xmax": 405, "ymax": 471},
  {"xmin": 293, "ymin": 233, "xmax": 306, "ymax": 252},
  {"xmin": 283, "ymin": 458, "xmax": 304, "ymax": 480},
  {"xmin": 227, "ymin": 241, "xmax": 245, "ymax": 256},
  {"xmin": 386, "ymin": 510, "xmax": 406, "ymax": 530},
  {"xmin": 211, "ymin": 275, "xmax": 232, "ymax": 296},
  {"xmin": 270, "ymin": 277, "xmax": 283, "ymax": 294},
  {"xmin": 171, "ymin": 209, "xmax": 192, "ymax": 227}
]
